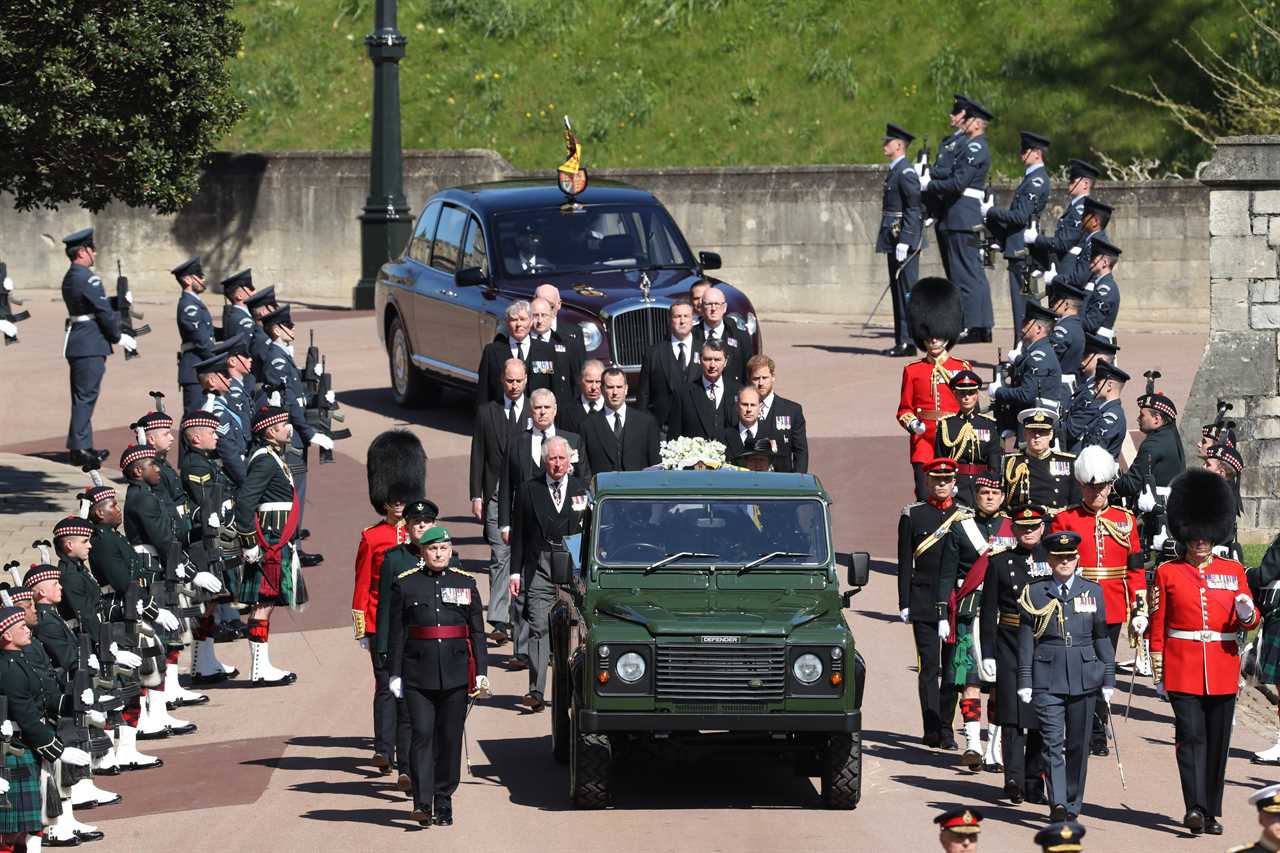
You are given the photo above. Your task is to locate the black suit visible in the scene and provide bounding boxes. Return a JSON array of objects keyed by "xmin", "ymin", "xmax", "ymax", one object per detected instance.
[
  {"xmin": 533, "ymin": 328, "xmax": 583, "ymax": 413},
  {"xmin": 582, "ymin": 407, "xmax": 661, "ymax": 473},
  {"xmin": 638, "ymin": 337, "xmax": 698, "ymax": 430},
  {"xmin": 719, "ymin": 419, "xmax": 786, "ymax": 469},
  {"xmin": 692, "ymin": 320, "xmax": 752, "ymax": 385},
  {"xmin": 760, "ymin": 394, "xmax": 808, "ymax": 473},
  {"xmin": 498, "ymin": 428, "xmax": 587, "ymax": 528},
  {"xmin": 556, "ymin": 396, "xmax": 605, "ymax": 435},
  {"xmin": 668, "ymin": 376, "xmax": 740, "ymax": 440},
  {"xmin": 468, "ymin": 398, "xmax": 527, "ymax": 504},
  {"xmin": 476, "ymin": 334, "xmax": 555, "ymax": 405}
]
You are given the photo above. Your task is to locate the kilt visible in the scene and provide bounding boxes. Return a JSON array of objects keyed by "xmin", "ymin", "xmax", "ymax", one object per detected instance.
[
  {"xmin": 0, "ymin": 750, "xmax": 41, "ymax": 834},
  {"xmin": 1257, "ymin": 619, "xmax": 1280, "ymax": 684},
  {"xmin": 949, "ymin": 619, "xmax": 981, "ymax": 687},
  {"xmin": 239, "ymin": 508, "xmax": 304, "ymax": 608}
]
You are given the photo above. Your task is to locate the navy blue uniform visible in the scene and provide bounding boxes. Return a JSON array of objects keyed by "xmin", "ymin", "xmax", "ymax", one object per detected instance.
[
  {"xmin": 62, "ymin": 263, "xmax": 122, "ymax": 450},
  {"xmin": 927, "ymin": 131, "xmax": 965, "ymax": 275},
  {"xmin": 212, "ymin": 392, "xmax": 250, "ymax": 486},
  {"xmin": 927, "ymin": 134, "xmax": 993, "ymax": 330},
  {"xmin": 988, "ymin": 165, "xmax": 1051, "ymax": 337},
  {"xmin": 1095, "ymin": 398, "xmax": 1126, "ymax": 458},
  {"xmin": 1033, "ymin": 195, "xmax": 1087, "ymax": 266},
  {"xmin": 1061, "ymin": 381, "xmax": 1101, "ymax": 455},
  {"xmin": 177, "ymin": 291, "xmax": 216, "ymax": 413},
  {"xmin": 1084, "ymin": 272, "xmax": 1120, "ymax": 337},
  {"xmin": 992, "ymin": 336, "xmax": 1063, "ymax": 427},
  {"xmin": 1053, "ymin": 228, "xmax": 1110, "ymax": 291},
  {"xmin": 1049, "ymin": 314, "xmax": 1085, "ymax": 391},
  {"xmin": 877, "ymin": 157, "xmax": 924, "ymax": 347}
]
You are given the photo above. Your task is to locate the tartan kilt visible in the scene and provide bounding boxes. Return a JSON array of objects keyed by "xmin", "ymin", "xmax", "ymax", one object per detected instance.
[
  {"xmin": 1257, "ymin": 621, "xmax": 1280, "ymax": 684},
  {"xmin": 239, "ymin": 508, "xmax": 302, "ymax": 608},
  {"xmin": 949, "ymin": 619, "xmax": 982, "ymax": 687},
  {"xmin": 0, "ymin": 750, "xmax": 41, "ymax": 834}
]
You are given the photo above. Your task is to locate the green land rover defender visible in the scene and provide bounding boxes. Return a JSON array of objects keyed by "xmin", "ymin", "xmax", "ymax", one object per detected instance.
[{"xmin": 546, "ymin": 469, "xmax": 869, "ymax": 809}]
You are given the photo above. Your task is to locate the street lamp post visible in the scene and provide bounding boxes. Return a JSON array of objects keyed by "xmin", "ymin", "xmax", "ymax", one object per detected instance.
[{"xmin": 353, "ymin": 0, "xmax": 412, "ymax": 309}]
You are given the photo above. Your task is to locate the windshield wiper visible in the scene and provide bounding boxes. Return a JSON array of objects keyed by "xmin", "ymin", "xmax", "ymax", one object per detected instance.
[
  {"xmin": 737, "ymin": 551, "xmax": 810, "ymax": 575},
  {"xmin": 643, "ymin": 551, "xmax": 719, "ymax": 574}
]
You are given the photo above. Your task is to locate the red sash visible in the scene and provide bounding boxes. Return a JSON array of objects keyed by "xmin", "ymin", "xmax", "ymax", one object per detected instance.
[
  {"xmin": 254, "ymin": 488, "xmax": 300, "ymax": 596},
  {"xmin": 408, "ymin": 625, "xmax": 475, "ymax": 687},
  {"xmin": 946, "ymin": 516, "xmax": 1014, "ymax": 643}
]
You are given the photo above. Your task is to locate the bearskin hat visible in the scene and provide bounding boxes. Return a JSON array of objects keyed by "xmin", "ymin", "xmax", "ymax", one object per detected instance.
[
  {"xmin": 908, "ymin": 277, "xmax": 963, "ymax": 350},
  {"xmin": 1073, "ymin": 445, "xmax": 1118, "ymax": 485},
  {"xmin": 1166, "ymin": 468, "xmax": 1236, "ymax": 545},
  {"xmin": 366, "ymin": 429, "xmax": 427, "ymax": 515}
]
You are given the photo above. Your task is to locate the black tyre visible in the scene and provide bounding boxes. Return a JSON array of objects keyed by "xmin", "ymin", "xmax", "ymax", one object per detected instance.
[
  {"xmin": 387, "ymin": 314, "xmax": 430, "ymax": 407},
  {"xmin": 820, "ymin": 731, "xmax": 862, "ymax": 810},
  {"xmin": 569, "ymin": 696, "xmax": 611, "ymax": 809},
  {"xmin": 551, "ymin": 658, "xmax": 570, "ymax": 765}
]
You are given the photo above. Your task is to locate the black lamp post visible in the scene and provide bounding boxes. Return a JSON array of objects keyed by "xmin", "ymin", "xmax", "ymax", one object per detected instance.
[{"xmin": 353, "ymin": 0, "xmax": 412, "ymax": 309}]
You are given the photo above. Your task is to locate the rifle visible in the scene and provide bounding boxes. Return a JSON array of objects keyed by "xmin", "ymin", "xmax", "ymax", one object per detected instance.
[
  {"xmin": 0, "ymin": 697, "xmax": 12, "ymax": 809},
  {"xmin": 111, "ymin": 260, "xmax": 151, "ymax": 360},
  {"xmin": 302, "ymin": 331, "xmax": 352, "ymax": 463},
  {"xmin": 164, "ymin": 540, "xmax": 204, "ymax": 623},
  {"xmin": 61, "ymin": 636, "xmax": 95, "ymax": 785},
  {"xmin": 97, "ymin": 622, "xmax": 139, "ymax": 707},
  {"xmin": 0, "ymin": 262, "xmax": 30, "ymax": 344}
]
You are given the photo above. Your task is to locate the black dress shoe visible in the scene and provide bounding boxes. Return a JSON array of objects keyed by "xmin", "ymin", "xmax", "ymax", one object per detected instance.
[
  {"xmin": 74, "ymin": 830, "xmax": 104, "ymax": 842},
  {"xmin": 251, "ymin": 672, "xmax": 298, "ymax": 687},
  {"xmin": 136, "ymin": 728, "xmax": 170, "ymax": 741},
  {"xmin": 169, "ymin": 693, "xmax": 210, "ymax": 708},
  {"xmin": 983, "ymin": 762, "xmax": 1003, "ymax": 773},
  {"xmin": 1090, "ymin": 738, "xmax": 1109, "ymax": 757},
  {"xmin": 922, "ymin": 730, "xmax": 941, "ymax": 748},
  {"xmin": 1025, "ymin": 787, "xmax": 1047, "ymax": 806},
  {"xmin": 881, "ymin": 343, "xmax": 916, "ymax": 357},
  {"xmin": 191, "ymin": 671, "xmax": 229, "ymax": 686},
  {"xmin": 397, "ymin": 773, "xmax": 413, "ymax": 793},
  {"xmin": 299, "ymin": 551, "xmax": 324, "ymax": 567},
  {"xmin": 937, "ymin": 736, "xmax": 958, "ymax": 751},
  {"xmin": 299, "ymin": 529, "xmax": 311, "ymax": 541},
  {"xmin": 44, "ymin": 835, "xmax": 80, "ymax": 847},
  {"xmin": 1184, "ymin": 808, "xmax": 1205, "ymax": 834},
  {"xmin": 487, "ymin": 628, "xmax": 510, "ymax": 645},
  {"xmin": 1050, "ymin": 803, "xmax": 1070, "ymax": 822},
  {"xmin": 409, "ymin": 807, "xmax": 431, "ymax": 825},
  {"xmin": 1205, "ymin": 819, "xmax": 1223, "ymax": 835},
  {"xmin": 69, "ymin": 449, "xmax": 99, "ymax": 467},
  {"xmin": 166, "ymin": 721, "xmax": 198, "ymax": 735},
  {"xmin": 1003, "ymin": 781, "xmax": 1023, "ymax": 804},
  {"xmin": 433, "ymin": 815, "xmax": 453, "ymax": 826}
]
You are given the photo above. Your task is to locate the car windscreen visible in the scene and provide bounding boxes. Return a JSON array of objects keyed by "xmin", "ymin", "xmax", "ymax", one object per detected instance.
[
  {"xmin": 594, "ymin": 498, "xmax": 829, "ymax": 567},
  {"xmin": 494, "ymin": 204, "xmax": 694, "ymax": 278}
]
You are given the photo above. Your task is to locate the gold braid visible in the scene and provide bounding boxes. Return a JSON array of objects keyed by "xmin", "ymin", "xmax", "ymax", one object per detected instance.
[
  {"xmin": 1017, "ymin": 585, "xmax": 1065, "ymax": 640},
  {"xmin": 1096, "ymin": 514, "xmax": 1131, "ymax": 550}
]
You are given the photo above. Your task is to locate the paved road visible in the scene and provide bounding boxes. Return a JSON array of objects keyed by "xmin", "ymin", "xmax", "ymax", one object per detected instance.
[{"xmin": 5, "ymin": 298, "xmax": 1274, "ymax": 852}]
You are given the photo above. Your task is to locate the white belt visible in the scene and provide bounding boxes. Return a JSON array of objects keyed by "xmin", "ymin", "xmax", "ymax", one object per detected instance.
[
  {"xmin": 1169, "ymin": 629, "xmax": 1235, "ymax": 643},
  {"xmin": 257, "ymin": 502, "xmax": 292, "ymax": 512},
  {"xmin": 67, "ymin": 315, "xmax": 93, "ymax": 323},
  {"xmin": 134, "ymin": 545, "xmax": 158, "ymax": 557},
  {"xmin": 1096, "ymin": 326, "xmax": 1113, "ymax": 337},
  {"xmin": 962, "ymin": 187, "xmax": 985, "ymax": 200},
  {"xmin": 1062, "ymin": 373, "xmax": 1076, "ymax": 384},
  {"xmin": 1156, "ymin": 486, "xmax": 1172, "ymax": 497}
]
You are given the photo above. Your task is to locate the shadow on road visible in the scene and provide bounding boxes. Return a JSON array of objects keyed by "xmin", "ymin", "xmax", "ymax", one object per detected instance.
[
  {"xmin": 300, "ymin": 806, "xmax": 428, "ymax": 830},
  {"xmin": 0, "ymin": 464, "xmax": 74, "ymax": 515},
  {"xmin": 337, "ymin": 387, "xmax": 475, "ymax": 437}
]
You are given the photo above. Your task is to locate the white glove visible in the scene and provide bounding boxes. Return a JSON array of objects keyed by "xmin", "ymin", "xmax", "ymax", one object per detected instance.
[
  {"xmin": 174, "ymin": 561, "xmax": 191, "ymax": 580},
  {"xmin": 895, "ymin": 243, "xmax": 909, "ymax": 263},
  {"xmin": 981, "ymin": 658, "xmax": 997, "ymax": 681},
  {"xmin": 1042, "ymin": 266, "xmax": 1058, "ymax": 285},
  {"xmin": 1155, "ymin": 680, "xmax": 1167, "ymax": 698},
  {"xmin": 358, "ymin": 637, "xmax": 370, "ymax": 650},
  {"xmin": 988, "ymin": 381, "xmax": 1001, "ymax": 396},
  {"xmin": 1130, "ymin": 615, "xmax": 1148, "ymax": 636},
  {"xmin": 910, "ymin": 419, "xmax": 926, "ymax": 436},
  {"xmin": 1236, "ymin": 593, "xmax": 1256, "ymax": 621},
  {"xmin": 0, "ymin": 777, "xmax": 10, "ymax": 795},
  {"xmin": 1, "ymin": 720, "xmax": 13, "ymax": 738},
  {"xmin": 389, "ymin": 676, "xmax": 403, "ymax": 699},
  {"xmin": 324, "ymin": 389, "xmax": 336, "ymax": 405},
  {"xmin": 914, "ymin": 160, "xmax": 927, "ymax": 177},
  {"xmin": 80, "ymin": 688, "xmax": 94, "ymax": 706},
  {"xmin": 1102, "ymin": 687, "xmax": 1115, "ymax": 704},
  {"xmin": 923, "ymin": 216, "xmax": 935, "ymax": 228},
  {"xmin": 980, "ymin": 196, "xmax": 994, "ymax": 216},
  {"xmin": 1023, "ymin": 221, "xmax": 1039, "ymax": 243},
  {"xmin": 86, "ymin": 654, "xmax": 100, "ymax": 673},
  {"xmin": 1137, "ymin": 486, "xmax": 1156, "ymax": 513},
  {"xmin": 919, "ymin": 171, "xmax": 931, "ymax": 190},
  {"xmin": 221, "ymin": 498, "xmax": 234, "ymax": 514},
  {"xmin": 207, "ymin": 512, "xmax": 221, "ymax": 529},
  {"xmin": 310, "ymin": 433, "xmax": 335, "ymax": 451},
  {"xmin": 118, "ymin": 333, "xmax": 138, "ymax": 353},
  {"xmin": 114, "ymin": 649, "xmax": 142, "ymax": 669},
  {"xmin": 1212, "ymin": 544, "xmax": 1231, "ymax": 558},
  {"xmin": 2, "ymin": 276, "xmax": 12, "ymax": 292},
  {"xmin": 1007, "ymin": 343, "xmax": 1022, "ymax": 363},
  {"xmin": 124, "ymin": 289, "xmax": 134, "ymax": 305},
  {"xmin": 1151, "ymin": 530, "xmax": 1168, "ymax": 552},
  {"xmin": 60, "ymin": 747, "xmax": 91, "ymax": 767},
  {"xmin": 314, "ymin": 362, "xmax": 324, "ymax": 377},
  {"xmin": 474, "ymin": 674, "xmax": 492, "ymax": 698},
  {"xmin": 937, "ymin": 620, "xmax": 950, "ymax": 641},
  {"xmin": 899, "ymin": 607, "xmax": 910, "ymax": 623},
  {"xmin": 87, "ymin": 710, "xmax": 107, "ymax": 728},
  {"xmin": 1018, "ymin": 687, "xmax": 1032, "ymax": 704},
  {"xmin": 0, "ymin": 319, "xmax": 16, "ymax": 339},
  {"xmin": 243, "ymin": 544, "xmax": 262, "ymax": 564},
  {"xmin": 192, "ymin": 571, "xmax": 223, "ymax": 593},
  {"xmin": 1069, "ymin": 246, "xmax": 1083, "ymax": 256},
  {"xmin": 155, "ymin": 608, "xmax": 180, "ymax": 632}
]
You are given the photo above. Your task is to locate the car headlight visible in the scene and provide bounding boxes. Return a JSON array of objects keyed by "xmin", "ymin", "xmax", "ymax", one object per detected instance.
[
  {"xmin": 579, "ymin": 321, "xmax": 603, "ymax": 351},
  {"xmin": 792, "ymin": 653, "xmax": 823, "ymax": 685},
  {"xmin": 615, "ymin": 652, "xmax": 646, "ymax": 683}
]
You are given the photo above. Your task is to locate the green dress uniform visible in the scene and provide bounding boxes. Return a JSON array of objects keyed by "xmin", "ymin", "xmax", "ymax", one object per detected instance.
[
  {"xmin": 124, "ymin": 478, "xmax": 185, "ymax": 647},
  {"xmin": 0, "ymin": 645, "xmax": 71, "ymax": 823},
  {"xmin": 232, "ymin": 443, "xmax": 302, "ymax": 608},
  {"xmin": 181, "ymin": 444, "xmax": 238, "ymax": 605},
  {"xmin": 386, "ymin": 557, "xmax": 487, "ymax": 823},
  {"xmin": 156, "ymin": 455, "xmax": 191, "ymax": 536},
  {"xmin": 54, "ymin": 556, "xmax": 104, "ymax": 657},
  {"xmin": 934, "ymin": 408, "xmax": 1000, "ymax": 507}
]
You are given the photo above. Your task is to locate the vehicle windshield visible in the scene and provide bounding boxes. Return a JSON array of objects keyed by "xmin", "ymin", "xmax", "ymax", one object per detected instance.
[
  {"xmin": 594, "ymin": 498, "xmax": 829, "ymax": 567},
  {"xmin": 495, "ymin": 204, "xmax": 694, "ymax": 278}
]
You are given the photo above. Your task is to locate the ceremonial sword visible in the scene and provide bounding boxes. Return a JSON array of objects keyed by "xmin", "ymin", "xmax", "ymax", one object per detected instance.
[{"xmin": 1105, "ymin": 700, "xmax": 1127, "ymax": 789}]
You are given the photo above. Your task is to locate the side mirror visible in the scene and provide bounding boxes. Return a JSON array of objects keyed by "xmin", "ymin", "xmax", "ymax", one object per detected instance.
[
  {"xmin": 842, "ymin": 552, "xmax": 870, "ymax": 588},
  {"xmin": 549, "ymin": 550, "xmax": 575, "ymax": 586},
  {"xmin": 698, "ymin": 251, "xmax": 722, "ymax": 271},
  {"xmin": 456, "ymin": 266, "xmax": 488, "ymax": 287}
]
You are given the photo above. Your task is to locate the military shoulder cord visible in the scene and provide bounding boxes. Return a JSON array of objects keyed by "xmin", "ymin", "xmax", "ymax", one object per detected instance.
[{"xmin": 1017, "ymin": 584, "xmax": 1065, "ymax": 640}]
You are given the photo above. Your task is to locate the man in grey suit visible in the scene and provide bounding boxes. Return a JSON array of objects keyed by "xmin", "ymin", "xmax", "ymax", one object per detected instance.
[{"xmin": 1018, "ymin": 530, "xmax": 1115, "ymax": 822}]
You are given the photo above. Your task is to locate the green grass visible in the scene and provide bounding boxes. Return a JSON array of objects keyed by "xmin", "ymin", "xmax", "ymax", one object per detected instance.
[
  {"xmin": 1245, "ymin": 543, "xmax": 1270, "ymax": 568},
  {"xmin": 224, "ymin": 0, "xmax": 1265, "ymax": 175}
]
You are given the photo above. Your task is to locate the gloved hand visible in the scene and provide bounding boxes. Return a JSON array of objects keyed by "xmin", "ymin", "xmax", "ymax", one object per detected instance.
[
  {"xmin": 325, "ymin": 389, "xmax": 336, "ymax": 405},
  {"xmin": 1069, "ymin": 245, "xmax": 1083, "ymax": 256},
  {"xmin": 358, "ymin": 637, "xmax": 370, "ymax": 651},
  {"xmin": 1007, "ymin": 343, "xmax": 1022, "ymax": 363},
  {"xmin": 0, "ymin": 319, "xmax": 16, "ymax": 339},
  {"xmin": 192, "ymin": 571, "xmax": 223, "ymax": 594},
  {"xmin": 981, "ymin": 658, "xmax": 997, "ymax": 681},
  {"xmin": 60, "ymin": 747, "xmax": 91, "ymax": 767},
  {"xmin": 1236, "ymin": 593, "xmax": 1256, "ymax": 621},
  {"xmin": 919, "ymin": 171, "xmax": 932, "ymax": 190},
  {"xmin": 1151, "ymin": 530, "xmax": 1168, "ymax": 552},
  {"xmin": 87, "ymin": 654, "xmax": 100, "ymax": 672},
  {"xmin": 1042, "ymin": 265, "xmax": 1058, "ymax": 286},
  {"xmin": 1017, "ymin": 687, "xmax": 1032, "ymax": 704},
  {"xmin": 221, "ymin": 498, "xmax": 234, "ymax": 514},
  {"xmin": 1155, "ymin": 680, "xmax": 1167, "ymax": 698},
  {"xmin": 114, "ymin": 649, "xmax": 142, "ymax": 669},
  {"xmin": 1130, "ymin": 615, "xmax": 1149, "ymax": 636},
  {"xmin": 1, "ymin": 720, "xmax": 13, "ymax": 738},
  {"xmin": 0, "ymin": 777, "xmax": 10, "ymax": 795},
  {"xmin": 937, "ymin": 619, "xmax": 950, "ymax": 641},
  {"xmin": 988, "ymin": 381, "xmax": 1001, "ymax": 396},
  {"xmin": 1023, "ymin": 221, "xmax": 1039, "ymax": 243},
  {"xmin": 207, "ymin": 512, "xmax": 221, "ymax": 529},
  {"xmin": 87, "ymin": 710, "xmax": 107, "ymax": 728},
  {"xmin": 909, "ymin": 419, "xmax": 926, "ymax": 436},
  {"xmin": 899, "ymin": 607, "xmax": 910, "ymax": 623},
  {"xmin": 2, "ymin": 275, "xmax": 13, "ymax": 292},
  {"xmin": 243, "ymin": 544, "xmax": 262, "ymax": 564},
  {"xmin": 389, "ymin": 676, "xmax": 403, "ymax": 699},
  {"xmin": 313, "ymin": 361, "xmax": 324, "ymax": 378},
  {"xmin": 923, "ymin": 216, "xmax": 935, "ymax": 228},
  {"xmin": 1212, "ymin": 544, "xmax": 1231, "ymax": 558},
  {"xmin": 980, "ymin": 196, "xmax": 994, "ymax": 216},
  {"xmin": 155, "ymin": 608, "xmax": 180, "ymax": 632},
  {"xmin": 895, "ymin": 243, "xmax": 909, "ymax": 263},
  {"xmin": 1102, "ymin": 687, "xmax": 1115, "ymax": 704},
  {"xmin": 310, "ymin": 433, "xmax": 335, "ymax": 451},
  {"xmin": 1138, "ymin": 486, "xmax": 1156, "ymax": 513},
  {"xmin": 80, "ymin": 688, "xmax": 94, "ymax": 706},
  {"xmin": 474, "ymin": 674, "xmax": 492, "ymax": 698},
  {"xmin": 118, "ymin": 333, "xmax": 138, "ymax": 353}
]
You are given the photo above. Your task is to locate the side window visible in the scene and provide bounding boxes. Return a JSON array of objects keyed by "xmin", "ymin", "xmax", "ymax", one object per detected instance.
[
  {"xmin": 408, "ymin": 201, "xmax": 441, "ymax": 264},
  {"xmin": 462, "ymin": 216, "xmax": 488, "ymax": 275},
  {"xmin": 430, "ymin": 205, "xmax": 468, "ymax": 274}
]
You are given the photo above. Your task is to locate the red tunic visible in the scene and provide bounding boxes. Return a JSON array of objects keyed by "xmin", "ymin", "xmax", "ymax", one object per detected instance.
[
  {"xmin": 351, "ymin": 519, "xmax": 408, "ymax": 637},
  {"xmin": 1150, "ymin": 556, "xmax": 1258, "ymax": 695},
  {"xmin": 1052, "ymin": 504, "xmax": 1144, "ymax": 625},
  {"xmin": 897, "ymin": 354, "xmax": 969, "ymax": 464}
]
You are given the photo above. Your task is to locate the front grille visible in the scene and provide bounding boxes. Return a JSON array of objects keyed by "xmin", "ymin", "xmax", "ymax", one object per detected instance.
[
  {"xmin": 671, "ymin": 702, "xmax": 767, "ymax": 714},
  {"xmin": 608, "ymin": 305, "xmax": 669, "ymax": 369},
  {"xmin": 656, "ymin": 643, "xmax": 786, "ymax": 702}
]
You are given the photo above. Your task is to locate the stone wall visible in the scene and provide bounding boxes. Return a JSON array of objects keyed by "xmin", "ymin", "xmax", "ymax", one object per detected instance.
[
  {"xmin": 1184, "ymin": 136, "xmax": 1280, "ymax": 542},
  {"xmin": 1, "ymin": 150, "xmax": 1207, "ymax": 331}
]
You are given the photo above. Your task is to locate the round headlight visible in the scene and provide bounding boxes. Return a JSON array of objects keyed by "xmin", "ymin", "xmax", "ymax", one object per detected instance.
[
  {"xmin": 598, "ymin": 645, "xmax": 611, "ymax": 659},
  {"xmin": 830, "ymin": 646, "xmax": 843, "ymax": 661},
  {"xmin": 792, "ymin": 653, "xmax": 823, "ymax": 685},
  {"xmin": 579, "ymin": 321, "xmax": 603, "ymax": 352},
  {"xmin": 615, "ymin": 652, "xmax": 646, "ymax": 683}
]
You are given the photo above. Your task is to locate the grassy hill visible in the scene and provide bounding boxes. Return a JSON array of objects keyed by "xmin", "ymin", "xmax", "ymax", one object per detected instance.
[{"xmin": 224, "ymin": 0, "xmax": 1259, "ymax": 176}]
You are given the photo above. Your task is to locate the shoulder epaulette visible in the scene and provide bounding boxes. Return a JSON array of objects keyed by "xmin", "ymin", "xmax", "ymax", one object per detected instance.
[
  {"xmin": 901, "ymin": 501, "xmax": 923, "ymax": 517},
  {"xmin": 1226, "ymin": 844, "xmax": 1254, "ymax": 853},
  {"xmin": 1054, "ymin": 450, "xmax": 1077, "ymax": 459},
  {"xmin": 448, "ymin": 567, "xmax": 476, "ymax": 578},
  {"xmin": 397, "ymin": 566, "xmax": 421, "ymax": 580},
  {"xmin": 975, "ymin": 411, "xmax": 997, "ymax": 423}
]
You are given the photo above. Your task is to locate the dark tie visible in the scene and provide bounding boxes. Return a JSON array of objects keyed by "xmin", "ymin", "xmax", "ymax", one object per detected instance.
[
  {"xmin": 746, "ymin": 428, "xmax": 755, "ymax": 442},
  {"xmin": 507, "ymin": 403, "xmax": 516, "ymax": 427},
  {"xmin": 1059, "ymin": 582, "xmax": 1068, "ymax": 598},
  {"xmin": 707, "ymin": 383, "xmax": 716, "ymax": 404},
  {"xmin": 677, "ymin": 342, "xmax": 687, "ymax": 370},
  {"xmin": 612, "ymin": 411, "xmax": 623, "ymax": 439},
  {"xmin": 551, "ymin": 479, "xmax": 562, "ymax": 504}
]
